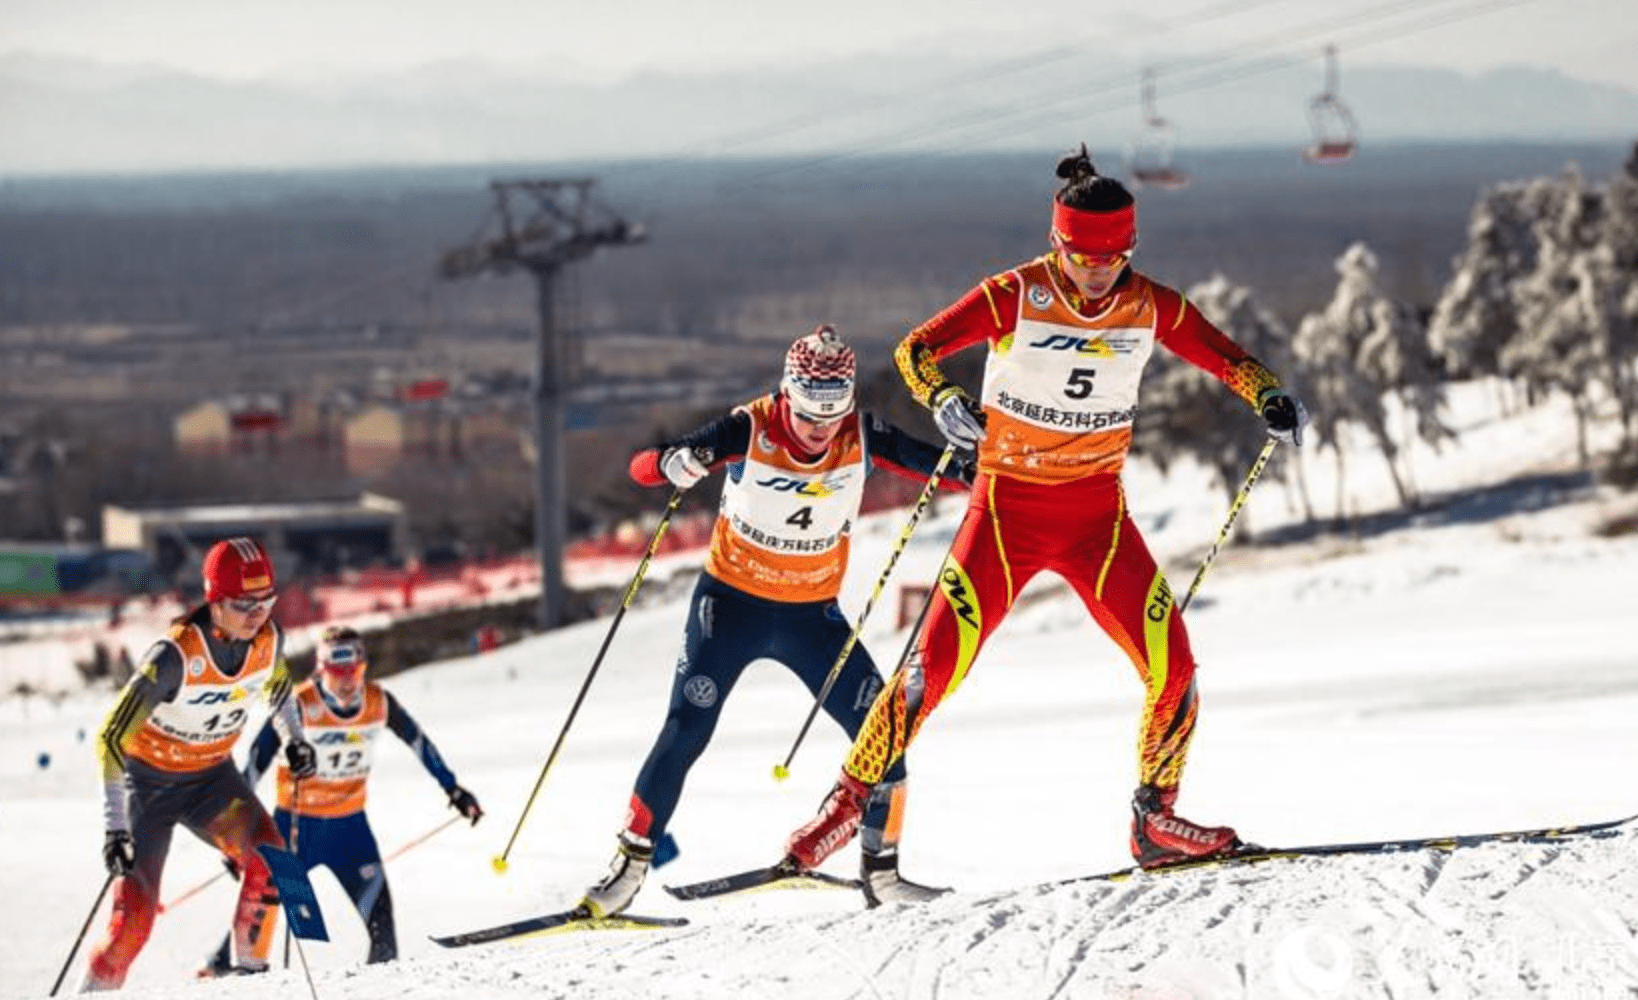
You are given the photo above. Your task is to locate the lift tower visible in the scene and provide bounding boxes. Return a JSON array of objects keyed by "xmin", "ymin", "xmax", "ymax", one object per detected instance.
[{"xmin": 439, "ymin": 179, "xmax": 645, "ymax": 629}]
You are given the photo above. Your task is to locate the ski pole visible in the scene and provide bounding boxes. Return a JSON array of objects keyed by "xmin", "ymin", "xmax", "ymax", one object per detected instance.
[
  {"xmin": 48, "ymin": 872, "xmax": 114, "ymax": 996},
  {"xmin": 283, "ymin": 787, "xmax": 300, "ymax": 971},
  {"xmin": 772, "ymin": 446, "xmax": 956, "ymax": 781},
  {"xmin": 276, "ymin": 794, "xmax": 322, "ymax": 1000},
  {"xmin": 287, "ymin": 909, "xmax": 320, "ymax": 1000},
  {"xmin": 825, "ymin": 493, "xmax": 971, "ymax": 785},
  {"xmin": 491, "ymin": 488, "xmax": 686, "ymax": 874},
  {"xmin": 1178, "ymin": 438, "xmax": 1278, "ymax": 614},
  {"xmin": 385, "ymin": 815, "xmax": 463, "ymax": 862},
  {"xmin": 157, "ymin": 865, "xmax": 230, "ymax": 915}
]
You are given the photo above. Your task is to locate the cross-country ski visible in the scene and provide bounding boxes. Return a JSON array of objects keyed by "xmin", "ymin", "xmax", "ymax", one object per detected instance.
[
  {"xmin": 430, "ymin": 908, "xmax": 688, "ymax": 949},
  {"xmin": 1063, "ymin": 812, "xmax": 1638, "ymax": 884},
  {"xmin": 663, "ymin": 860, "xmax": 862, "ymax": 902}
]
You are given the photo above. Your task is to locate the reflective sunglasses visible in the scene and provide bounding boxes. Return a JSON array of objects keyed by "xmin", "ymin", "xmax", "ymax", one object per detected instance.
[
  {"xmin": 320, "ymin": 642, "xmax": 366, "ymax": 669},
  {"xmin": 1053, "ymin": 237, "xmax": 1133, "ymax": 271},
  {"xmin": 791, "ymin": 408, "xmax": 849, "ymax": 429},
  {"xmin": 225, "ymin": 593, "xmax": 278, "ymax": 614}
]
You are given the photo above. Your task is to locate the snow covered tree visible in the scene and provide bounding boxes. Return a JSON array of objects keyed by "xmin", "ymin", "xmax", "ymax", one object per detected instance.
[
  {"xmin": 1134, "ymin": 274, "xmax": 1304, "ymax": 523},
  {"xmin": 1596, "ymin": 148, "xmax": 1638, "ymax": 452},
  {"xmin": 1505, "ymin": 166, "xmax": 1638, "ymax": 464},
  {"xmin": 1427, "ymin": 179, "xmax": 1552, "ymax": 383},
  {"xmin": 1292, "ymin": 243, "xmax": 1449, "ymax": 513}
]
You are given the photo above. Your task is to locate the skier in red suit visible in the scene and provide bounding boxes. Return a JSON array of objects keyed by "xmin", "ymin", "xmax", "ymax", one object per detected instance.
[{"xmin": 785, "ymin": 145, "xmax": 1309, "ymax": 875}]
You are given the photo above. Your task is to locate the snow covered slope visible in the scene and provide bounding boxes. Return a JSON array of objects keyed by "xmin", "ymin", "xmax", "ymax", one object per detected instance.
[{"xmin": 4, "ymin": 380, "xmax": 1637, "ymax": 999}]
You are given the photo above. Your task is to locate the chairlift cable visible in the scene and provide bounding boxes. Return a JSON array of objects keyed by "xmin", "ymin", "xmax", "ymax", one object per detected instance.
[
  {"xmin": 718, "ymin": 0, "xmax": 1542, "ymax": 189},
  {"xmin": 631, "ymin": 0, "xmax": 1473, "ymax": 190},
  {"xmin": 594, "ymin": 0, "xmax": 1296, "ymax": 191}
]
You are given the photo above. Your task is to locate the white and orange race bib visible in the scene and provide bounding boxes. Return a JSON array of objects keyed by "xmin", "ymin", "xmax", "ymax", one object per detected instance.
[
  {"xmin": 277, "ymin": 682, "xmax": 387, "ymax": 817},
  {"xmin": 705, "ymin": 396, "xmax": 867, "ymax": 602},
  {"xmin": 979, "ymin": 261, "xmax": 1161, "ymax": 483},
  {"xmin": 125, "ymin": 623, "xmax": 278, "ymax": 773}
]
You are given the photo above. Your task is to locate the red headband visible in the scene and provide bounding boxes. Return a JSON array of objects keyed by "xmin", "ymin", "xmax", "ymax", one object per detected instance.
[{"xmin": 1050, "ymin": 200, "xmax": 1137, "ymax": 254}]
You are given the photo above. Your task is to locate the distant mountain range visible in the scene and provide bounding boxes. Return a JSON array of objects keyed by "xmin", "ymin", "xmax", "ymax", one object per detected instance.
[{"xmin": 2, "ymin": 50, "xmax": 1635, "ymax": 175}]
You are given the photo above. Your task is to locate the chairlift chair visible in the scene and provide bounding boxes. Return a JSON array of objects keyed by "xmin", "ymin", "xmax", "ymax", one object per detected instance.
[
  {"xmin": 1129, "ymin": 69, "xmax": 1191, "ymax": 190},
  {"xmin": 1303, "ymin": 45, "xmax": 1359, "ymax": 164}
]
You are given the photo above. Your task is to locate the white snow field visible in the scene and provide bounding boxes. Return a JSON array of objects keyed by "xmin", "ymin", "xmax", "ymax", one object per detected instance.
[{"xmin": 4, "ymin": 380, "xmax": 1638, "ymax": 1000}]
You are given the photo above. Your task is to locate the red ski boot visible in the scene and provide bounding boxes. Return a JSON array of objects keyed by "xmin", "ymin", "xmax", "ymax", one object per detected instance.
[
  {"xmin": 1130, "ymin": 784, "xmax": 1242, "ymax": 868},
  {"xmin": 785, "ymin": 773, "xmax": 871, "ymax": 869}
]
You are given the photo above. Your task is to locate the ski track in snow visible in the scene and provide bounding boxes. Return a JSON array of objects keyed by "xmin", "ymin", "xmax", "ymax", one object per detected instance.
[{"xmin": 13, "ymin": 828, "xmax": 1634, "ymax": 1000}]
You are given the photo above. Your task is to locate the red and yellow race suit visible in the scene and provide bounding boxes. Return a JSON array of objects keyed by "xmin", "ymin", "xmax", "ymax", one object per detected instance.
[{"xmin": 847, "ymin": 256, "xmax": 1282, "ymax": 793}]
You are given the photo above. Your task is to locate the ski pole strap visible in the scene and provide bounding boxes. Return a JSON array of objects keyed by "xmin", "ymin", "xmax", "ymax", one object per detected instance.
[
  {"xmin": 493, "ymin": 489, "xmax": 684, "ymax": 872},
  {"xmin": 774, "ymin": 446, "xmax": 955, "ymax": 780},
  {"xmin": 1178, "ymin": 438, "xmax": 1278, "ymax": 614}
]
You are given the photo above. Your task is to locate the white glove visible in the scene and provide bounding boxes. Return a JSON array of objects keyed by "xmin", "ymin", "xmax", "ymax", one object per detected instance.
[
  {"xmin": 933, "ymin": 387, "xmax": 987, "ymax": 451},
  {"xmin": 660, "ymin": 447, "xmax": 710, "ymax": 490}
]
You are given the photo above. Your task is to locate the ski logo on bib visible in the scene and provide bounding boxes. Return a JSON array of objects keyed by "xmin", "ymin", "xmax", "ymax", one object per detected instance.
[
  {"xmin": 186, "ymin": 686, "xmax": 250, "ymax": 706},
  {"xmin": 1026, "ymin": 333, "xmax": 1115, "ymax": 358},
  {"xmin": 754, "ymin": 472, "xmax": 853, "ymax": 497},
  {"xmin": 313, "ymin": 730, "xmax": 367, "ymax": 745}
]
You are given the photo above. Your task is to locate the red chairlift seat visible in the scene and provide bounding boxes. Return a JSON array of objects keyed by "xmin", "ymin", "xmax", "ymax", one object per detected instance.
[
  {"xmin": 1130, "ymin": 164, "xmax": 1192, "ymax": 190},
  {"xmin": 1303, "ymin": 46, "xmax": 1359, "ymax": 164},
  {"xmin": 1129, "ymin": 69, "xmax": 1191, "ymax": 190},
  {"xmin": 1305, "ymin": 139, "xmax": 1356, "ymax": 163}
]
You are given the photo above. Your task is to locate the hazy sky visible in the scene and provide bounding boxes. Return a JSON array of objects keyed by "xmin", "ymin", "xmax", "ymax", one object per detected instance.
[{"xmin": 4, "ymin": 0, "xmax": 1636, "ymax": 92}]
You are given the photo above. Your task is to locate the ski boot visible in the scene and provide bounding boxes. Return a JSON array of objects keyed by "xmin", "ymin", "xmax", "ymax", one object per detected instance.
[
  {"xmin": 1130, "ymin": 784, "xmax": 1241, "ymax": 868},
  {"xmin": 786, "ymin": 773, "xmax": 871, "ymax": 870},
  {"xmin": 196, "ymin": 961, "xmax": 267, "ymax": 979},
  {"xmin": 580, "ymin": 831, "xmax": 654, "ymax": 918},
  {"xmin": 860, "ymin": 849, "xmax": 951, "ymax": 908},
  {"xmin": 195, "ymin": 940, "xmax": 234, "ymax": 979}
]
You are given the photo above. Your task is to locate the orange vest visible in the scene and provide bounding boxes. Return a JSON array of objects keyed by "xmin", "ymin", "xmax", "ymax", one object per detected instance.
[
  {"xmin": 276, "ymin": 681, "xmax": 389, "ymax": 817},
  {"xmin": 124, "ymin": 620, "xmax": 279, "ymax": 773},
  {"xmin": 704, "ymin": 395, "xmax": 867, "ymax": 603},
  {"xmin": 979, "ymin": 259, "xmax": 1162, "ymax": 484}
]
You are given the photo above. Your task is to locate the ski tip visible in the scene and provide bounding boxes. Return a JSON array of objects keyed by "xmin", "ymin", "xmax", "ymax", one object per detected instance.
[
  {"xmin": 491, "ymin": 855, "xmax": 509, "ymax": 875},
  {"xmin": 772, "ymin": 764, "xmax": 790, "ymax": 782}
]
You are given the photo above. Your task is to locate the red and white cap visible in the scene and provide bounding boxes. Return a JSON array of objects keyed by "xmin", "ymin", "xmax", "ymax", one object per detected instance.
[
  {"xmin": 782, "ymin": 325, "xmax": 856, "ymax": 419},
  {"xmin": 201, "ymin": 537, "xmax": 275, "ymax": 601}
]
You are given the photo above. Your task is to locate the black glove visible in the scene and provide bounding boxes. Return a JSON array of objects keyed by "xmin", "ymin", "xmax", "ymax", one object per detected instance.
[
  {"xmin": 285, "ymin": 740, "xmax": 318, "ymax": 779},
  {"xmin": 448, "ymin": 785, "xmax": 483, "ymax": 826},
  {"xmin": 1258, "ymin": 388, "xmax": 1309, "ymax": 446},
  {"xmin": 103, "ymin": 830, "xmax": 134, "ymax": 876}
]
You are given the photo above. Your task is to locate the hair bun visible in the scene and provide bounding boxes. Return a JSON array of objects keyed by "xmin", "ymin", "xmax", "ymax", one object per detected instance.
[{"xmin": 1055, "ymin": 143, "xmax": 1099, "ymax": 182}]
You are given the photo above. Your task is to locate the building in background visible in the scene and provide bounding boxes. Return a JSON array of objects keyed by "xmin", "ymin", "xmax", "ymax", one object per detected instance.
[
  {"xmin": 101, "ymin": 493, "xmax": 408, "ymax": 583},
  {"xmin": 174, "ymin": 379, "xmax": 526, "ymax": 477},
  {"xmin": 173, "ymin": 394, "xmax": 285, "ymax": 456}
]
